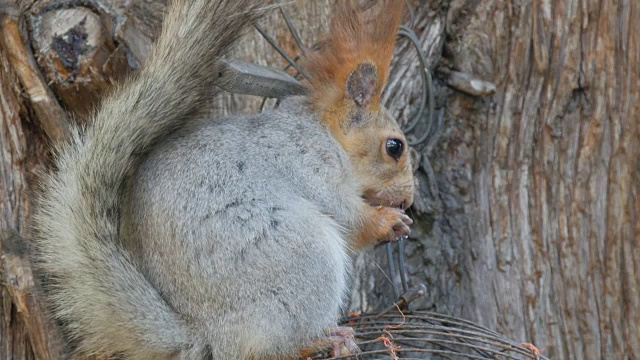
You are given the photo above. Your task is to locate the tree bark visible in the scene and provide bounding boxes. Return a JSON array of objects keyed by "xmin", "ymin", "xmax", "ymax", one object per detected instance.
[{"xmin": 0, "ymin": 0, "xmax": 637, "ymax": 359}]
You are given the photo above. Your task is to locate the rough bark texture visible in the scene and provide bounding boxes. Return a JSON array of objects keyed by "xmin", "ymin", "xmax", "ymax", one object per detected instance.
[{"xmin": 0, "ymin": 0, "xmax": 638, "ymax": 359}]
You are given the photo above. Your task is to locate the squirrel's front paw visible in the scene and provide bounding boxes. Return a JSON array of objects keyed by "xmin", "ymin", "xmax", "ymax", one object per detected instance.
[
  {"xmin": 353, "ymin": 206, "xmax": 413, "ymax": 249},
  {"xmin": 374, "ymin": 206, "xmax": 413, "ymax": 242}
]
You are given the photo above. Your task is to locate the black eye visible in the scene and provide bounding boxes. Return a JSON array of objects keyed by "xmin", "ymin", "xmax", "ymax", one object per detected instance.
[{"xmin": 386, "ymin": 138, "xmax": 404, "ymax": 159}]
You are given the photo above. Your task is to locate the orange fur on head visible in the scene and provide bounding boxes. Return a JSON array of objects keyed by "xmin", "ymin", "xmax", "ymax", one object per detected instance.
[{"xmin": 304, "ymin": 0, "xmax": 405, "ymax": 131}]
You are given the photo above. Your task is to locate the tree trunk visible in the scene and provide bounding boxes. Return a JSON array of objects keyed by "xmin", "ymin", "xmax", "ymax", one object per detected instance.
[{"xmin": 0, "ymin": 0, "xmax": 637, "ymax": 359}]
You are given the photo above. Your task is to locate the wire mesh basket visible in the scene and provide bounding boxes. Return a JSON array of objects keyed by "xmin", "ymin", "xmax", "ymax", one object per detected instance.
[{"xmin": 307, "ymin": 310, "xmax": 550, "ymax": 360}]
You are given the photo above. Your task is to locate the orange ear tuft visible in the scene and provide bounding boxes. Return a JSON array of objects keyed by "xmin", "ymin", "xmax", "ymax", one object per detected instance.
[{"xmin": 303, "ymin": 0, "xmax": 405, "ymax": 127}]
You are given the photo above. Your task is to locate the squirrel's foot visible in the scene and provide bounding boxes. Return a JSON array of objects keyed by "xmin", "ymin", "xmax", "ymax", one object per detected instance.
[
  {"xmin": 299, "ymin": 326, "xmax": 359, "ymax": 358},
  {"xmin": 325, "ymin": 326, "xmax": 359, "ymax": 356}
]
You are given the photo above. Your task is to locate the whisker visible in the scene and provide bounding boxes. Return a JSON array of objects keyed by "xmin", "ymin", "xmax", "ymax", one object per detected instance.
[{"xmin": 367, "ymin": 252, "xmax": 395, "ymax": 288}]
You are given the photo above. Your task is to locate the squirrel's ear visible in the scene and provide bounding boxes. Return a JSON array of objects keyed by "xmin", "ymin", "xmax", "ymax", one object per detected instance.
[
  {"xmin": 304, "ymin": 0, "xmax": 404, "ymax": 123},
  {"xmin": 346, "ymin": 63, "xmax": 378, "ymax": 108}
]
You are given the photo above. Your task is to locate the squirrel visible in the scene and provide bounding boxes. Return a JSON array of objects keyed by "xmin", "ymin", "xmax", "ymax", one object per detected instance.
[{"xmin": 31, "ymin": 0, "xmax": 414, "ymax": 359}]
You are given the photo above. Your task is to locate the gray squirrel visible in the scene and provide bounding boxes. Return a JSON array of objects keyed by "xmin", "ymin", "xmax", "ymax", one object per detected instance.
[{"xmin": 31, "ymin": 0, "xmax": 414, "ymax": 358}]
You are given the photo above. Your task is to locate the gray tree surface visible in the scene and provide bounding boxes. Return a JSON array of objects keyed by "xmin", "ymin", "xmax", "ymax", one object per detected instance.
[{"xmin": 0, "ymin": 0, "xmax": 637, "ymax": 359}]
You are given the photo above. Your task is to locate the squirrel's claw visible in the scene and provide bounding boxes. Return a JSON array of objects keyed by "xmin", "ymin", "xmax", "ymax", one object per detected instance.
[
  {"xmin": 391, "ymin": 211, "xmax": 413, "ymax": 239},
  {"xmin": 380, "ymin": 207, "xmax": 412, "ymax": 242},
  {"xmin": 326, "ymin": 326, "xmax": 359, "ymax": 356},
  {"xmin": 299, "ymin": 326, "xmax": 359, "ymax": 359}
]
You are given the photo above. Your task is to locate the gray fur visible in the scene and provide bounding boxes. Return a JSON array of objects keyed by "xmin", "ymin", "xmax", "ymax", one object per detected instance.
[{"xmin": 122, "ymin": 98, "xmax": 364, "ymax": 358}]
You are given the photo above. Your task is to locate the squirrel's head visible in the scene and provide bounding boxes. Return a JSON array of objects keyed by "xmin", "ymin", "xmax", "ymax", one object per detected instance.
[{"xmin": 304, "ymin": 0, "xmax": 414, "ymax": 210}]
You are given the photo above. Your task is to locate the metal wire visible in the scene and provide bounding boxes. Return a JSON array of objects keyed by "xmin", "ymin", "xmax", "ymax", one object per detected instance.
[
  {"xmin": 279, "ymin": 2, "xmax": 307, "ymax": 56},
  {"xmin": 385, "ymin": 238, "xmax": 409, "ymax": 301},
  {"xmin": 303, "ymin": 310, "xmax": 551, "ymax": 360},
  {"xmin": 396, "ymin": 25, "xmax": 435, "ymax": 147},
  {"xmin": 397, "ymin": 237, "xmax": 409, "ymax": 293},
  {"xmin": 254, "ymin": 23, "xmax": 311, "ymax": 80},
  {"xmin": 386, "ymin": 243, "xmax": 401, "ymax": 300}
]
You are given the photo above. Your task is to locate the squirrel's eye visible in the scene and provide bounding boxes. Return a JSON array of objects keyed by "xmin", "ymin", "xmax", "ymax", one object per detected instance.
[{"xmin": 386, "ymin": 138, "xmax": 404, "ymax": 159}]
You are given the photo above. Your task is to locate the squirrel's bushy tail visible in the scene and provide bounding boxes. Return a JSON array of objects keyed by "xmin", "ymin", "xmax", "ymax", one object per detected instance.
[{"xmin": 32, "ymin": 0, "xmax": 267, "ymax": 357}]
